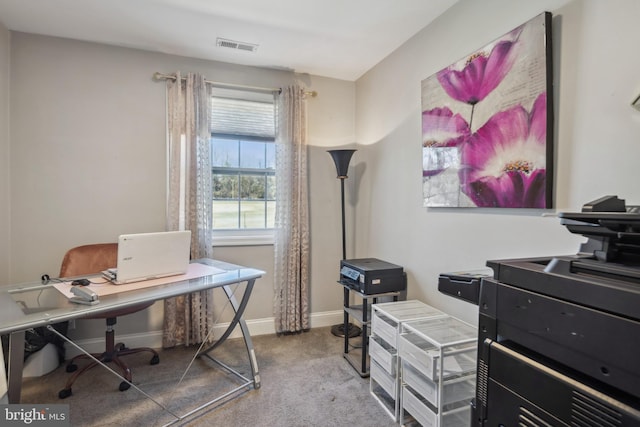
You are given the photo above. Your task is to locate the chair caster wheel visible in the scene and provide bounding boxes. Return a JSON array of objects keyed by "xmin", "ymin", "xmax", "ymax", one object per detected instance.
[
  {"xmin": 119, "ymin": 381, "xmax": 131, "ymax": 392},
  {"xmin": 65, "ymin": 364, "xmax": 77, "ymax": 373},
  {"xmin": 58, "ymin": 388, "xmax": 72, "ymax": 399},
  {"xmin": 150, "ymin": 355, "xmax": 160, "ymax": 365}
]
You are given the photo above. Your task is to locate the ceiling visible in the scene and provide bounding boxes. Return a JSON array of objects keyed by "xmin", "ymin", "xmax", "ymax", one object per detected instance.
[{"xmin": 0, "ymin": 0, "xmax": 458, "ymax": 81}]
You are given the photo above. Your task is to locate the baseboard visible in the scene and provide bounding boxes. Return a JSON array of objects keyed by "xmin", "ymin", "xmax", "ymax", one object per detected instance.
[{"xmin": 64, "ymin": 310, "xmax": 344, "ymax": 358}]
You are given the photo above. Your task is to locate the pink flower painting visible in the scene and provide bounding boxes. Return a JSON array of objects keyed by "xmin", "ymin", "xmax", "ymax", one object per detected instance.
[{"xmin": 421, "ymin": 12, "xmax": 552, "ymax": 208}]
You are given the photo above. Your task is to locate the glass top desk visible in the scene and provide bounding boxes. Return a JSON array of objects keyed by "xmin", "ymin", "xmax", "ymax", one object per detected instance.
[{"xmin": 0, "ymin": 259, "xmax": 265, "ymax": 415}]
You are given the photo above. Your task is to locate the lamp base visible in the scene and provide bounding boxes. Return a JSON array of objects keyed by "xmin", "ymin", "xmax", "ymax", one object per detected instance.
[{"xmin": 330, "ymin": 322, "xmax": 361, "ymax": 338}]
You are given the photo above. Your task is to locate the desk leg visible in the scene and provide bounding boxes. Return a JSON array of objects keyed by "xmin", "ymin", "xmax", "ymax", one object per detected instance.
[
  {"xmin": 7, "ymin": 330, "xmax": 25, "ymax": 404},
  {"xmin": 198, "ymin": 279, "xmax": 260, "ymax": 389}
]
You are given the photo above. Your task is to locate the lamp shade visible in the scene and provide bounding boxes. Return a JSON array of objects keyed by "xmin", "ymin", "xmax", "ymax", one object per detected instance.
[{"xmin": 328, "ymin": 149, "xmax": 356, "ymax": 179}]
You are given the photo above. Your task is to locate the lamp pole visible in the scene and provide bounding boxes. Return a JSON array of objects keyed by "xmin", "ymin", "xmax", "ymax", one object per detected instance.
[
  {"xmin": 340, "ymin": 176, "xmax": 347, "ymax": 260},
  {"xmin": 328, "ymin": 149, "xmax": 356, "ymax": 339}
]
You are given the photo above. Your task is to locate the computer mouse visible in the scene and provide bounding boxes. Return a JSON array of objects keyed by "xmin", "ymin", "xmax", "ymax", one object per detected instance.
[{"xmin": 71, "ymin": 279, "xmax": 91, "ymax": 286}]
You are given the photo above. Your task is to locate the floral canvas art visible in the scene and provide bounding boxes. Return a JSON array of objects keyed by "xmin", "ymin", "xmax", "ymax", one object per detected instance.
[{"xmin": 422, "ymin": 12, "xmax": 553, "ymax": 208}]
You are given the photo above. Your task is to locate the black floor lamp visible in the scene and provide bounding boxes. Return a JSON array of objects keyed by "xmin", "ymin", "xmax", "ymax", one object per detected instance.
[{"xmin": 328, "ymin": 149, "xmax": 359, "ymax": 338}]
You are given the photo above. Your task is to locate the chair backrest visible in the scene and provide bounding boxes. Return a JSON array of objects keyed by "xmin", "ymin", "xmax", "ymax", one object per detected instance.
[{"xmin": 59, "ymin": 243, "xmax": 118, "ymax": 278}]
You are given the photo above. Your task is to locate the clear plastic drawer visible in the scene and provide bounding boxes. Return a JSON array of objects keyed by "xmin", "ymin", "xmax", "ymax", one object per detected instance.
[
  {"xmin": 399, "ymin": 317, "xmax": 477, "ymax": 381},
  {"xmin": 370, "ymin": 359, "xmax": 398, "ymax": 421},
  {"xmin": 370, "ymin": 359, "xmax": 397, "ymax": 400},
  {"xmin": 401, "ymin": 385, "xmax": 471, "ymax": 427},
  {"xmin": 370, "ymin": 335, "xmax": 397, "ymax": 375},
  {"xmin": 398, "ymin": 335, "xmax": 476, "ymax": 381},
  {"xmin": 402, "ymin": 360, "xmax": 475, "ymax": 408},
  {"xmin": 372, "ymin": 310, "xmax": 398, "ymax": 347},
  {"xmin": 372, "ymin": 300, "xmax": 446, "ymax": 348}
]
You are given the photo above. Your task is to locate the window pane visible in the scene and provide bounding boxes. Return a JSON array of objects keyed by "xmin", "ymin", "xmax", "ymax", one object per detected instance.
[
  {"xmin": 266, "ymin": 143, "xmax": 275, "ymax": 170},
  {"xmin": 240, "ymin": 175, "xmax": 265, "ymax": 200},
  {"xmin": 266, "ymin": 175, "xmax": 276, "ymax": 200},
  {"xmin": 240, "ymin": 200, "xmax": 266, "ymax": 229},
  {"xmin": 213, "ymin": 173, "xmax": 239, "ymax": 199},
  {"xmin": 240, "ymin": 140, "xmax": 266, "ymax": 169},
  {"xmin": 266, "ymin": 201, "xmax": 276, "ymax": 228},
  {"xmin": 212, "ymin": 138, "xmax": 239, "ymax": 167},
  {"xmin": 213, "ymin": 200, "xmax": 239, "ymax": 229}
]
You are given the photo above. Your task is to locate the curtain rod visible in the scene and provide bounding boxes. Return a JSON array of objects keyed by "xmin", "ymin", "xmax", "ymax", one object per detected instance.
[{"xmin": 152, "ymin": 72, "xmax": 317, "ymax": 97}]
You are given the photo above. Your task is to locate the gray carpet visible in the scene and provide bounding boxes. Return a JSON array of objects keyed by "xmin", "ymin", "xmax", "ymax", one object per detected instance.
[{"xmin": 21, "ymin": 327, "xmax": 398, "ymax": 426}]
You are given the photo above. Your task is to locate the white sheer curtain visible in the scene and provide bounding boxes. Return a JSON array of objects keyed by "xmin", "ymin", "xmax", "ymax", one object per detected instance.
[
  {"xmin": 273, "ymin": 85, "xmax": 310, "ymax": 333},
  {"xmin": 163, "ymin": 72, "xmax": 215, "ymax": 347}
]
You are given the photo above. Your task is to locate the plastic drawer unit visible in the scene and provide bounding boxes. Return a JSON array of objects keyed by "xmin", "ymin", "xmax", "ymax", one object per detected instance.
[
  {"xmin": 398, "ymin": 316, "xmax": 477, "ymax": 427},
  {"xmin": 369, "ymin": 300, "xmax": 447, "ymax": 422}
]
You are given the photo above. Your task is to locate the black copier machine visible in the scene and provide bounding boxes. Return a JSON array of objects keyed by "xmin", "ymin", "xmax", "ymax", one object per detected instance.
[{"xmin": 445, "ymin": 196, "xmax": 640, "ymax": 426}]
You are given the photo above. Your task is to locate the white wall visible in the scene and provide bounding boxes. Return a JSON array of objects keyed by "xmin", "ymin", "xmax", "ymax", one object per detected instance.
[
  {"xmin": 355, "ymin": 0, "xmax": 640, "ymax": 325},
  {"xmin": 7, "ymin": 33, "xmax": 355, "ymax": 343},
  {"xmin": 0, "ymin": 22, "xmax": 9, "ymax": 286}
]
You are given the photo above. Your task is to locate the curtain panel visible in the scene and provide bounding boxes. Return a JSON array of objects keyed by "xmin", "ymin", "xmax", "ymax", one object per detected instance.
[
  {"xmin": 273, "ymin": 86, "xmax": 310, "ymax": 333},
  {"xmin": 163, "ymin": 72, "xmax": 215, "ymax": 347}
]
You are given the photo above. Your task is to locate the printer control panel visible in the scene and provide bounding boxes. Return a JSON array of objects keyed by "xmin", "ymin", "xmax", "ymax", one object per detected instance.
[{"xmin": 340, "ymin": 266, "xmax": 361, "ymax": 282}]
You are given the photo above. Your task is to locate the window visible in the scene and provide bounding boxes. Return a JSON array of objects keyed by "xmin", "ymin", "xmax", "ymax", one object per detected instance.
[{"xmin": 210, "ymin": 89, "xmax": 276, "ymax": 245}]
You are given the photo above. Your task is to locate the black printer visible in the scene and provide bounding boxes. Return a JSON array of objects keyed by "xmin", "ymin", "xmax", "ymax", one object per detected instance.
[
  {"xmin": 439, "ymin": 196, "xmax": 640, "ymax": 426},
  {"xmin": 339, "ymin": 258, "xmax": 405, "ymax": 295}
]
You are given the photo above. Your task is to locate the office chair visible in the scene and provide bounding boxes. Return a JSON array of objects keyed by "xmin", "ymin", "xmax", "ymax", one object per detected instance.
[{"xmin": 57, "ymin": 243, "xmax": 159, "ymax": 399}]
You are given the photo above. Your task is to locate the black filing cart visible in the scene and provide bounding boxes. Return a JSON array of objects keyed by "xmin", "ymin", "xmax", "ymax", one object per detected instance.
[{"xmin": 339, "ymin": 258, "xmax": 406, "ymax": 377}]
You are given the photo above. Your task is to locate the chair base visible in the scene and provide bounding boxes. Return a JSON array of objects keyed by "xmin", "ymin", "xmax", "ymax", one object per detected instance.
[{"xmin": 58, "ymin": 338, "xmax": 159, "ymax": 399}]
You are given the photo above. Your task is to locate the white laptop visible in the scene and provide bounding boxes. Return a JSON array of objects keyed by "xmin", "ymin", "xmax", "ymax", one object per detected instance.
[{"xmin": 102, "ymin": 230, "xmax": 191, "ymax": 284}]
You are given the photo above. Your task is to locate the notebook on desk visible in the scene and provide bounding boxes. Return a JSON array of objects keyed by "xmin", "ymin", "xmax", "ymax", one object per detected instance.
[{"xmin": 102, "ymin": 230, "xmax": 191, "ymax": 284}]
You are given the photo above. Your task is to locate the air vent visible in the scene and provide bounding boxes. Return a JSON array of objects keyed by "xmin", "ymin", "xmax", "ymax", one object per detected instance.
[
  {"xmin": 216, "ymin": 38, "xmax": 258, "ymax": 53},
  {"xmin": 477, "ymin": 359, "xmax": 488, "ymax": 405},
  {"xmin": 518, "ymin": 407, "xmax": 554, "ymax": 426},
  {"xmin": 571, "ymin": 391, "xmax": 622, "ymax": 427}
]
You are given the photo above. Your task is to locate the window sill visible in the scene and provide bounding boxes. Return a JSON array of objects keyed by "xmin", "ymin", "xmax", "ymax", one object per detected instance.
[{"xmin": 213, "ymin": 231, "xmax": 274, "ymax": 247}]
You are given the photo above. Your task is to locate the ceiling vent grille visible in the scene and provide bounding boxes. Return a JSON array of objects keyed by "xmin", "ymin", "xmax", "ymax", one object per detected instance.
[{"xmin": 216, "ymin": 38, "xmax": 258, "ymax": 53}]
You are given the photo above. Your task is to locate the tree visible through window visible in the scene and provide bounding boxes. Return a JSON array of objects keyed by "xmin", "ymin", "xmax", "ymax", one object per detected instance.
[{"xmin": 210, "ymin": 91, "xmax": 275, "ymax": 231}]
